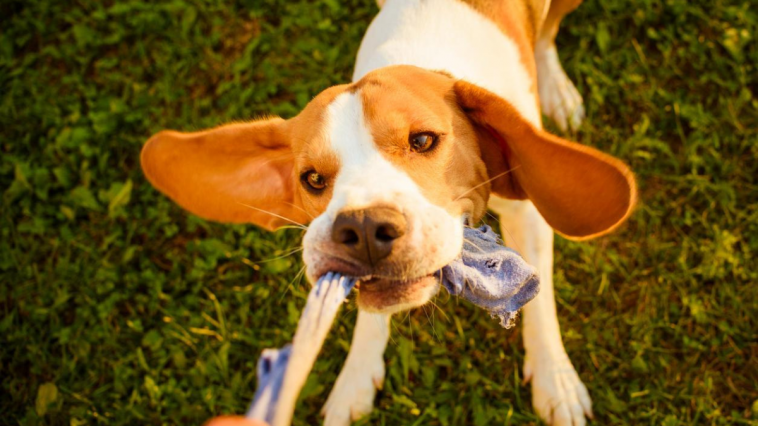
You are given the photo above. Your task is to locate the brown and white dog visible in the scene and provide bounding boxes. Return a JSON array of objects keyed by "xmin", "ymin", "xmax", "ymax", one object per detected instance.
[{"xmin": 141, "ymin": 0, "xmax": 636, "ymax": 425}]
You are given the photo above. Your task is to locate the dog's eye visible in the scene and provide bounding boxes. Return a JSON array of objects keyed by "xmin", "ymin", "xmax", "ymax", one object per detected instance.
[
  {"xmin": 301, "ymin": 170, "xmax": 327, "ymax": 192},
  {"xmin": 409, "ymin": 132, "xmax": 438, "ymax": 153}
]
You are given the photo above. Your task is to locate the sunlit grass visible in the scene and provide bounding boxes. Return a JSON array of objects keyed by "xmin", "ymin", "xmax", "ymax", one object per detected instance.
[{"xmin": 1, "ymin": 0, "xmax": 756, "ymax": 425}]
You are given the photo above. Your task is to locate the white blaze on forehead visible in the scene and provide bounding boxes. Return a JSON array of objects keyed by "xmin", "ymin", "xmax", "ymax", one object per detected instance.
[
  {"xmin": 326, "ymin": 92, "xmax": 378, "ymax": 176},
  {"xmin": 325, "ymin": 91, "xmax": 425, "ymax": 212}
]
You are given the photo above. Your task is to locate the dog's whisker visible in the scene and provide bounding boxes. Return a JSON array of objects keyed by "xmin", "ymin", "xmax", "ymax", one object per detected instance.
[
  {"xmin": 408, "ymin": 307, "xmax": 414, "ymax": 348},
  {"xmin": 236, "ymin": 202, "xmax": 308, "ymax": 229},
  {"xmin": 421, "ymin": 304, "xmax": 439, "ymax": 342},
  {"xmin": 452, "ymin": 165, "xmax": 522, "ymax": 202},
  {"xmin": 245, "ymin": 247, "xmax": 304, "ymax": 265},
  {"xmin": 388, "ymin": 316, "xmax": 399, "ymax": 346},
  {"xmin": 284, "ymin": 201, "xmax": 315, "ymax": 220},
  {"xmin": 497, "ymin": 222, "xmax": 523, "ymax": 254},
  {"xmin": 430, "ymin": 301, "xmax": 436, "ymax": 337},
  {"xmin": 483, "ymin": 210, "xmax": 525, "ymax": 255},
  {"xmin": 462, "ymin": 237, "xmax": 487, "ymax": 253},
  {"xmin": 427, "ymin": 297, "xmax": 450, "ymax": 322},
  {"xmin": 278, "ymin": 265, "xmax": 307, "ymax": 302},
  {"xmin": 255, "ymin": 150, "xmax": 298, "ymax": 170},
  {"xmin": 276, "ymin": 225, "xmax": 308, "ymax": 232}
]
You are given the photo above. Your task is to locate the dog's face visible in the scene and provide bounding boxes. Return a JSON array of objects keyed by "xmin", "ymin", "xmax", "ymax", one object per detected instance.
[
  {"xmin": 141, "ymin": 65, "xmax": 636, "ymax": 314},
  {"xmin": 297, "ymin": 69, "xmax": 490, "ymax": 313}
]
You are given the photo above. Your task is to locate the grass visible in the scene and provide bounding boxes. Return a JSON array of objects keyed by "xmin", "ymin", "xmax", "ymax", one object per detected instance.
[{"xmin": 1, "ymin": 0, "xmax": 756, "ymax": 425}]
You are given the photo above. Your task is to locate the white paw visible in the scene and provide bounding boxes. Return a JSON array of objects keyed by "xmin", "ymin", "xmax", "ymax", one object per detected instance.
[
  {"xmin": 524, "ymin": 353, "xmax": 593, "ymax": 426},
  {"xmin": 321, "ymin": 359, "xmax": 384, "ymax": 426},
  {"xmin": 536, "ymin": 43, "xmax": 585, "ymax": 132}
]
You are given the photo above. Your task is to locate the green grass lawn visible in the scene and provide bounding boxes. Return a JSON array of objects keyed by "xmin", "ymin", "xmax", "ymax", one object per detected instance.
[{"xmin": 2, "ymin": 0, "xmax": 756, "ymax": 425}]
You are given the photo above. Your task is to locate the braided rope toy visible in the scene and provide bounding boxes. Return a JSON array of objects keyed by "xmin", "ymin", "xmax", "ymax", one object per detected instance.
[{"xmin": 206, "ymin": 225, "xmax": 540, "ymax": 426}]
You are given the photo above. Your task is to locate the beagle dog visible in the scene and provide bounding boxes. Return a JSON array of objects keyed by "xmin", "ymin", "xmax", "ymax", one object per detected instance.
[{"xmin": 141, "ymin": 0, "xmax": 636, "ymax": 425}]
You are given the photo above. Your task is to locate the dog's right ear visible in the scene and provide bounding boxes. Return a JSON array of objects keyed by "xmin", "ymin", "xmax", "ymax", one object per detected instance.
[{"xmin": 140, "ymin": 118, "xmax": 309, "ymax": 231}]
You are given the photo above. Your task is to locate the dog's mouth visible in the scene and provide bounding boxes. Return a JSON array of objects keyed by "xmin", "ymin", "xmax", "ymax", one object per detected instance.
[
  {"xmin": 355, "ymin": 273, "xmax": 440, "ymax": 314},
  {"xmin": 305, "ymin": 256, "xmax": 443, "ymax": 314}
]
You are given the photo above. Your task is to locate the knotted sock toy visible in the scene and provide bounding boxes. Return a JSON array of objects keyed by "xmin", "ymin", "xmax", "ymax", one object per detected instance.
[{"xmin": 441, "ymin": 224, "xmax": 540, "ymax": 328}]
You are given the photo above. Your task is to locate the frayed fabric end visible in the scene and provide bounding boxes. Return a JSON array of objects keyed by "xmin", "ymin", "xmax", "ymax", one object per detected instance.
[
  {"xmin": 496, "ymin": 311, "xmax": 518, "ymax": 329},
  {"xmin": 440, "ymin": 225, "xmax": 540, "ymax": 328}
]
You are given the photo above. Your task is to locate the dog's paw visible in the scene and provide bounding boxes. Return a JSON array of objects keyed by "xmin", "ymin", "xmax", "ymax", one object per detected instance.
[
  {"xmin": 524, "ymin": 353, "xmax": 593, "ymax": 426},
  {"xmin": 536, "ymin": 44, "xmax": 585, "ymax": 132},
  {"xmin": 321, "ymin": 360, "xmax": 384, "ymax": 426}
]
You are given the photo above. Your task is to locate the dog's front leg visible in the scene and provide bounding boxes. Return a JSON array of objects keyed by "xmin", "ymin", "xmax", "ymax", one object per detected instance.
[
  {"xmin": 322, "ymin": 310, "xmax": 390, "ymax": 426},
  {"xmin": 491, "ymin": 198, "xmax": 593, "ymax": 426}
]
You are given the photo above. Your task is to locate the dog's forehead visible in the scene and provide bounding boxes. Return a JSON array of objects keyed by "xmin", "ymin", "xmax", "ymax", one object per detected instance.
[
  {"xmin": 353, "ymin": 66, "xmax": 455, "ymax": 94},
  {"xmin": 288, "ymin": 66, "xmax": 455, "ymax": 154},
  {"xmin": 356, "ymin": 67, "xmax": 456, "ymax": 115},
  {"xmin": 295, "ymin": 67, "xmax": 453, "ymax": 124},
  {"xmin": 287, "ymin": 83, "xmax": 349, "ymax": 151}
]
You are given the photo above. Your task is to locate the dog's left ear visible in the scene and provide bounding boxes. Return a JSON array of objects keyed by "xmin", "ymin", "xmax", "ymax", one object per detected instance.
[
  {"xmin": 454, "ymin": 80, "xmax": 637, "ymax": 240},
  {"xmin": 140, "ymin": 119, "xmax": 309, "ymax": 230}
]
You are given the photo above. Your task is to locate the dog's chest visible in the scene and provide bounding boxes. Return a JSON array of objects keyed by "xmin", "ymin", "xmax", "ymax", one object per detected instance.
[{"xmin": 353, "ymin": 0, "xmax": 541, "ymax": 127}]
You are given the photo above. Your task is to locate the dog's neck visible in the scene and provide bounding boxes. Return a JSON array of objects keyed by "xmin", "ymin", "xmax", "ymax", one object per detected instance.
[{"xmin": 353, "ymin": 0, "xmax": 542, "ymax": 128}]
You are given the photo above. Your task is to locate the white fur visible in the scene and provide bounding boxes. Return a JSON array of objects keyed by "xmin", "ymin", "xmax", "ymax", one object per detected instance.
[
  {"xmin": 536, "ymin": 40, "xmax": 585, "ymax": 131},
  {"xmin": 326, "ymin": 1, "xmax": 593, "ymax": 425},
  {"xmin": 322, "ymin": 311, "xmax": 390, "ymax": 425},
  {"xmin": 489, "ymin": 197, "xmax": 592, "ymax": 426},
  {"xmin": 354, "ymin": 0, "xmax": 541, "ymax": 126},
  {"xmin": 302, "ymin": 92, "xmax": 463, "ymax": 289}
]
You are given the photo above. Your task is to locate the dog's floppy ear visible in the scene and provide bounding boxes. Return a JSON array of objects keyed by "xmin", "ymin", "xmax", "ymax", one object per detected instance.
[
  {"xmin": 454, "ymin": 80, "xmax": 637, "ymax": 240},
  {"xmin": 140, "ymin": 118, "xmax": 309, "ymax": 231}
]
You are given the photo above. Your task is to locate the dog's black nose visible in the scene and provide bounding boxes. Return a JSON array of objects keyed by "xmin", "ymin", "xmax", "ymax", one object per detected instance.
[{"xmin": 331, "ymin": 207, "xmax": 407, "ymax": 267}]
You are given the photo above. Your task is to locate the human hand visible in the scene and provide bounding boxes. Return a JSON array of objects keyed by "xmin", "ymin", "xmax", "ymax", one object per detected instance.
[{"xmin": 204, "ymin": 415, "xmax": 270, "ymax": 426}]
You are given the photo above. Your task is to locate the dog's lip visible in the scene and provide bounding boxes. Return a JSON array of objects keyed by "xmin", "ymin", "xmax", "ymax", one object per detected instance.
[
  {"xmin": 309, "ymin": 256, "xmax": 368, "ymax": 280},
  {"xmin": 356, "ymin": 274, "xmax": 440, "ymax": 313},
  {"xmin": 308, "ymin": 254, "xmax": 440, "ymax": 286},
  {"xmin": 357, "ymin": 273, "xmax": 436, "ymax": 292}
]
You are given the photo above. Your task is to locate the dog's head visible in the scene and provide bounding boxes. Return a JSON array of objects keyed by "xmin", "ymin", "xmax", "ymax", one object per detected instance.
[{"xmin": 141, "ymin": 66, "xmax": 636, "ymax": 314}]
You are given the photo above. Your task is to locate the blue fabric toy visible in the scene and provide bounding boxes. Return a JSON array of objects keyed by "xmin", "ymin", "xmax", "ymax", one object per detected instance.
[
  {"xmin": 440, "ymin": 224, "xmax": 540, "ymax": 328},
  {"xmin": 245, "ymin": 346, "xmax": 291, "ymax": 423},
  {"xmin": 246, "ymin": 226, "xmax": 539, "ymax": 425}
]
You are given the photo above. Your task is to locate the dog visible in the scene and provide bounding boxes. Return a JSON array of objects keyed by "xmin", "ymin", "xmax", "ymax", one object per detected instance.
[{"xmin": 140, "ymin": 0, "xmax": 637, "ymax": 425}]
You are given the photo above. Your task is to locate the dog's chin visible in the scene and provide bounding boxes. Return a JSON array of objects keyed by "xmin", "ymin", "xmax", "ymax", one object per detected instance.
[{"xmin": 356, "ymin": 274, "xmax": 440, "ymax": 314}]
